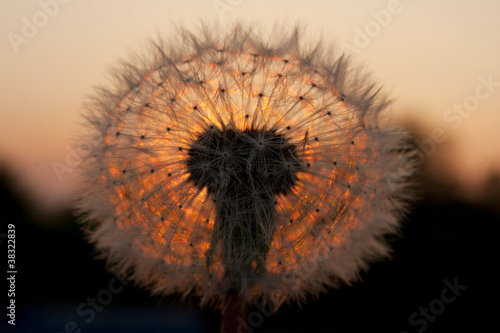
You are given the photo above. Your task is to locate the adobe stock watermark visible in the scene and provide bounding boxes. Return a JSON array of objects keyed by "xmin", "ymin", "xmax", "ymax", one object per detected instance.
[
  {"xmin": 400, "ymin": 277, "xmax": 467, "ymax": 333},
  {"xmin": 52, "ymin": 142, "xmax": 91, "ymax": 183},
  {"xmin": 385, "ymin": 74, "xmax": 499, "ymax": 192},
  {"xmin": 51, "ymin": 122, "xmax": 102, "ymax": 183},
  {"xmin": 235, "ymin": 239, "xmax": 332, "ymax": 332},
  {"xmin": 342, "ymin": 0, "xmax": 418, "ymax": 55},
  {"xmin": 442, "ymin": 74, "xmax": 499, "ymax": 130},
  {"xmin": 7, "ymin": 0, "xmax": 73, "ymax": 54},
  {"xmin": 51, "ymin": 273, "xmax": 129, "ymax": 333},
  {"xmin": 212, "ymin": 0, "xmax": 245, "ymax": 20}
]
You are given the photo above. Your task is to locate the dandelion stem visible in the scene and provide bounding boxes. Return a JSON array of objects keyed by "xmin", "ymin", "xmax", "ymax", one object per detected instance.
[
  {"xmin": 220, "ymin": 291, "xmax": 248, "ymax": 333},
  {"xmin": 216, "ymin": 194, "xmax": 276, "ymax": 285}
]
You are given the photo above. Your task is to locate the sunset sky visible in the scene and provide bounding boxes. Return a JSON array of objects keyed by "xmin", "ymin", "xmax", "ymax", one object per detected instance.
[{"xmin": 1, "ymin": 0, "xmax": 499, "ymax": 212}]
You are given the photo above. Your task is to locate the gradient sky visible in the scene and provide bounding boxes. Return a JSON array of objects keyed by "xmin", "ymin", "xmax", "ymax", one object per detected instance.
[{"xmin": 1, "ymin": 0, "xmax": 499, "ymax": 211}]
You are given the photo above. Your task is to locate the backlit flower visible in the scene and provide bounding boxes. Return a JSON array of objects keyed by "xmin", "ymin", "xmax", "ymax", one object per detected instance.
[{"xmin": 76, "ymin": 24, "xmax": 413, "ymax": 310}]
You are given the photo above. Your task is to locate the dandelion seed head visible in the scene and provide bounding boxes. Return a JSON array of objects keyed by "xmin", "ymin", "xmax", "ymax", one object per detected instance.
[{"xmin": 76, "ymin": 24, "xmax": 414, "ymax": 309}]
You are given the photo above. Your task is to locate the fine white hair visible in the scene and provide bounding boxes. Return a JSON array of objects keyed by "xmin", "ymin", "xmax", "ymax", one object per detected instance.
[{"xmin": 75, "ymin": 23, "xmax": 415, "ymax": 310}]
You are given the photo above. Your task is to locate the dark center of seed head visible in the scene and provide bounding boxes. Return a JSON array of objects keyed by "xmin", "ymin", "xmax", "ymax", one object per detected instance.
[{"xmin": 186, "ymin": 127, "xmax": 302, "ymax": 197}]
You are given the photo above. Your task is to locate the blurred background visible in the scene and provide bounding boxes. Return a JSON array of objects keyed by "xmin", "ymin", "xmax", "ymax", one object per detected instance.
[{"xmin": 0, "ymin": 0, "xmax": 498, "ymax": 332}]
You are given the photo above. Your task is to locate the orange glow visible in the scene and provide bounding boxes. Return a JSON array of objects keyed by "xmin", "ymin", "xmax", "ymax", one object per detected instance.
[{"xmin": 92, "ymin": 41, "xmax": 384, "ymax": 300}]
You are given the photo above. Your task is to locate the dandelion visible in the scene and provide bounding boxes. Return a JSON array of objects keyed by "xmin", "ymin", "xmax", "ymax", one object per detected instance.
[{"xmin": 76, "ymin": 23, "xmax": 413, "ymax": 325}]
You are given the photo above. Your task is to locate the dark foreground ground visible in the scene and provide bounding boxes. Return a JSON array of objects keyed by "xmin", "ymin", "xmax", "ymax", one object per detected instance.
[{"xmin": 0, "ymin": 167, "xmax": 497, "ymax": 333}]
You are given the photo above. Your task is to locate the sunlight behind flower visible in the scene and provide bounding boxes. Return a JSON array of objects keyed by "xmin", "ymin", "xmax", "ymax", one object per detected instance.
[{"xmin": 75, "ymin": 24, "xmax": 414, "ymax": 311}]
